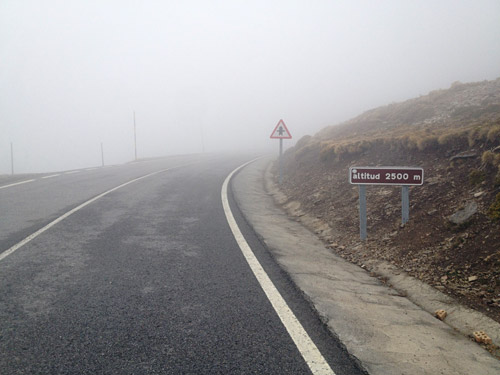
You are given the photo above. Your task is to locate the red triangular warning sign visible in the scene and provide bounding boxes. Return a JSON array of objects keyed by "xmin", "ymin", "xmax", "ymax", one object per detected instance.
[{"xmin": 270, "ymin": 119, "xmax": 292, "ymax": 139}]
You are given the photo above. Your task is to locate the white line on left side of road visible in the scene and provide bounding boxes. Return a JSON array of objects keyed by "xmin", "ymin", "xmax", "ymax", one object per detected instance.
[
  {"xmin": 221, "ymin": 159, "xmax": 335, "ymax": 375},
  {"xmin": 0, "ymin": 179, "xmax": 36, "ymax": 190},
  {"xmin": 0, "ymin": 166, "xmax": 183, "ymax": 262},
  {"xmin": 42, "ymin": 174, "xmax": 60, "ymax": 179}
]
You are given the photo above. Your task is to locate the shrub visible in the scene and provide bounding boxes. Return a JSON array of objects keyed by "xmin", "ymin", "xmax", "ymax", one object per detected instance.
[
  {"xmin": 479, "ymin": 126, "xmax": 492, "ymax": 141},
  {"xmin": 487, "ymin": 192, "xmax": 500, "ymax": 221},
  {"xmin": 438, "ymin": 130, "xmax": 468, "ymax": 147},
  {"xmin": 469, "ymin": 169, "xmax": 485, "ymax": 186},
  {"xmin": 319, "ymin": 142, "xmax": 336, "ymax": 161},
  {"xmin": 406, "ymin": 136, "xmax": 419, "ymax": 150},
  {"xmin": 417, "ymin": 135, "xmax": 439, "ymax": 151},
  {"xmin": 295, "ymin": 142, "xmax": 317, "ymax": 161},
  {"xmin": 295, "ymin": 135, "xmax": 312, "ymax": 150},
  {"xmin": 438, "ymin": 132, "xmax": 457, "ymax": 146},
  {"xmin": 482, "ymin": 151, "xmax": 495, "ymax": 165},
  {"xmin": 487, "ymin": 125, "xmax": 500, "ymax": 143},
  {"xmin": 346, "ymin": 142, "xmax": 361, "ymax": 154},
  {"xmin": 334, "ymin": 144, "xmax": 348, "ymax": 158},
  {"xmin": 359, "ymin": 140, "xmax": 371, "ymax": 152},
  {"xmin": 468, "ymin": 128, "xmax": 480, "ymax": 146},
  {"xmin": 468, "ymin": 126, "xmax": 490, "ymax": 146}
]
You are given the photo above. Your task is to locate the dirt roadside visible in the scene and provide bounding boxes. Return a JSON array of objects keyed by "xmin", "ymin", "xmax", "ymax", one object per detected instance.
[{"xmin": 274, "ymin": 144, "xmax": 500, "ymax": 357}]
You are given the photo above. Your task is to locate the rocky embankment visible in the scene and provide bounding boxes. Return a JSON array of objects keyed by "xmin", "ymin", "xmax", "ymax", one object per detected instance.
[{"xmin": 278, "ymin": 79, "xmax": 500, "ymax": 325}]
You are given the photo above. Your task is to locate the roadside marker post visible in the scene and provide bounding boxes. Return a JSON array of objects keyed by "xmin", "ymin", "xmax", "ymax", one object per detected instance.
[
  {"xmin": 349, "ymin": 166, "xmax": 424, "ymax": 240},
  {"xmin": 270, "ymin": 119, "xmax": 292, "ymax": 184},
  {"xmin": 10, "ymin": 142, "xmax": 14, "ymax": 175}
]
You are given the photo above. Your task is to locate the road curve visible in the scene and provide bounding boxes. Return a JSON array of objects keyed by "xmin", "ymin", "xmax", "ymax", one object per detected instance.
[{"xmin": 0, "ymin": 154, "xmax": 364, "ymax": 374}]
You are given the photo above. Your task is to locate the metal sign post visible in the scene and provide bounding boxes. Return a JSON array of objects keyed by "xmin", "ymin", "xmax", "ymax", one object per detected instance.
[
  {"xmin": 279, "ymin": 138, "xmax": 283, "ymax": 184},
  {"xmin": 270, "ymin": 119, "xmax": 292, "ymax": 185},
  {"xmin": 402, "ymin": 185, "xmax": 410, "ymax": 224},
  {"xmin": 349, "ymin": 166, "xmax": 424, "ymax": 240},
  {"xmin": 359, "ymin": 185, "xmax": 367, "ymax": 240}
]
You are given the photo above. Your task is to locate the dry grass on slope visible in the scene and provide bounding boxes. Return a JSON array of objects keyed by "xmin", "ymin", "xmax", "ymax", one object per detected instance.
[{"xmin": 280, "ymin": 78, "xmax": 500, "ymax": 323}]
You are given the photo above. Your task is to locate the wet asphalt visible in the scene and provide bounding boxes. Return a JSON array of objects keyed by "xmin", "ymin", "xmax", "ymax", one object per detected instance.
[{"xmin": 0, "ymin": 154, "xmax": 364, "ymax": 374}]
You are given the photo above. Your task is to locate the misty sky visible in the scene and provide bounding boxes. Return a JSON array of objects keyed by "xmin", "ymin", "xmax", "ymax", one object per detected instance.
[{"xmin": 1, "ymin": 0, "xmax": 500, "ymax": 173}]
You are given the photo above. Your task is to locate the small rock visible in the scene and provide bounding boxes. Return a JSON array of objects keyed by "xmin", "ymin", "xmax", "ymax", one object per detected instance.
[
  {"xmin": 473, "ymin": 331, "xmax": 492, "ymax": 345},
  {"xmin": 449, "ymin": 153, "xmax": 477, "ymax": 161},
  {"xmin": 427, "ymin": 209, "xmax": 438, "ymax": 215},
  {"xmin": 468, "ymin": 276, "xmax": 478, "ymax": 282},
  {"xmin": 426, "ymin": 177, "xmax": 440, "ymax": 186},
  {"xmin": 435, "ymin": 309, "xmax": 447, "ymax": 320},
  {"xmin": 473, "ymin": 191, "xmax": 484, "ymax": 198},
  {"xmin": 448, "ymin": 202, "xmax": 478, "ymax": 226}
]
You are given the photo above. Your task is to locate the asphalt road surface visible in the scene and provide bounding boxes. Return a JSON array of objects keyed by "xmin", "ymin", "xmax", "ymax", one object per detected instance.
[{"xmin": 0, "ymin": 154, "xmax": 365, "ymax": 374}]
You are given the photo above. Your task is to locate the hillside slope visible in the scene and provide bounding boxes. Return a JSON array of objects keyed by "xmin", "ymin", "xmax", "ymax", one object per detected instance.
[{"xmin": 279, "ymin": 78, "xmax": 500, "ymax": 323}]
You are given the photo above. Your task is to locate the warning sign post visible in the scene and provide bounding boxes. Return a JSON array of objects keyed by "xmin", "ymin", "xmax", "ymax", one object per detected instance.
[{"xmin": 270, "ymin": 119, "xmax": 292, "ymax": 184}]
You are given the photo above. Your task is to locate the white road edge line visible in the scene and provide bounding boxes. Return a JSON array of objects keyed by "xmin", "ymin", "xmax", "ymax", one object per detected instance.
[
  {"xmin": 0, "ymin": 179, "xmax": 36, "ymax": 190},
  {"xmin": 64, "ymin": 170, "xmax": 80, "ymax": 174},
  {"xmin": 0, "ymin": 166, "xmax": 184, "ymax": 262},
  {"xmin": 42, "ymin": 174, "xmax": 60, "ymax": 179},
  {"xmin": 221, "ymin": 159, "xmax": 335, "ymax": 375}
]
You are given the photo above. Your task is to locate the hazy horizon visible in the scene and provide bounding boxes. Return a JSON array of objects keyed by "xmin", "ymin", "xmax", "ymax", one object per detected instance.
[{"xmin": 2, "ymin": 0, "xmax": 499, "ymax": 174}]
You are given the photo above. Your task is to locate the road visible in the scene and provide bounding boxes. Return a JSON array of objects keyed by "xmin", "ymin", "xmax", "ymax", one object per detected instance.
[{"xmin": 0, "ymin": 154, "xmax": 364, "ymax": 374}]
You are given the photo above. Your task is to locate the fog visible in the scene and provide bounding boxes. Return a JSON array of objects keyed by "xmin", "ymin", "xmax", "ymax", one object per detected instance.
[{"xmin": 1, "ymin": 0, "xmax": 499, "ymax": 174}]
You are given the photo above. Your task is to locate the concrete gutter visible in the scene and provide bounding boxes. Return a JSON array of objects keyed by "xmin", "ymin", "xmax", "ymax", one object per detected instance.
[{"xmin": 232, "ymin": 156, "xmax": 500, "ymax": 375}]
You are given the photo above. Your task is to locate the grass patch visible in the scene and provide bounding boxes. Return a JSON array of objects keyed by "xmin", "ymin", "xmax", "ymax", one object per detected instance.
[
  {"xmin": 469, "ymin": 169, "xmax": 486, "ymax": 186},
  {"xmin": 488, "ymin": 193, "xmax": 500, "ymax": 221}
]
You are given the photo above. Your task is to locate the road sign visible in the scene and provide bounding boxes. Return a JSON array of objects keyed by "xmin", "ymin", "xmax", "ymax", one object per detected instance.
[
  {"xmin": 270, "ymin": 119, "xmax": 292, "ymax": 185},
  {"xmin": 349, "ymin": 166, "xmax": 424, "ymax": 240},
  {"xmin": 270, "ymin": 119, "xmax": 292, "ymax": 139},
  {"xmin": 349, "ymin": 167, "xmax": 424, "ymax": 186}
]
